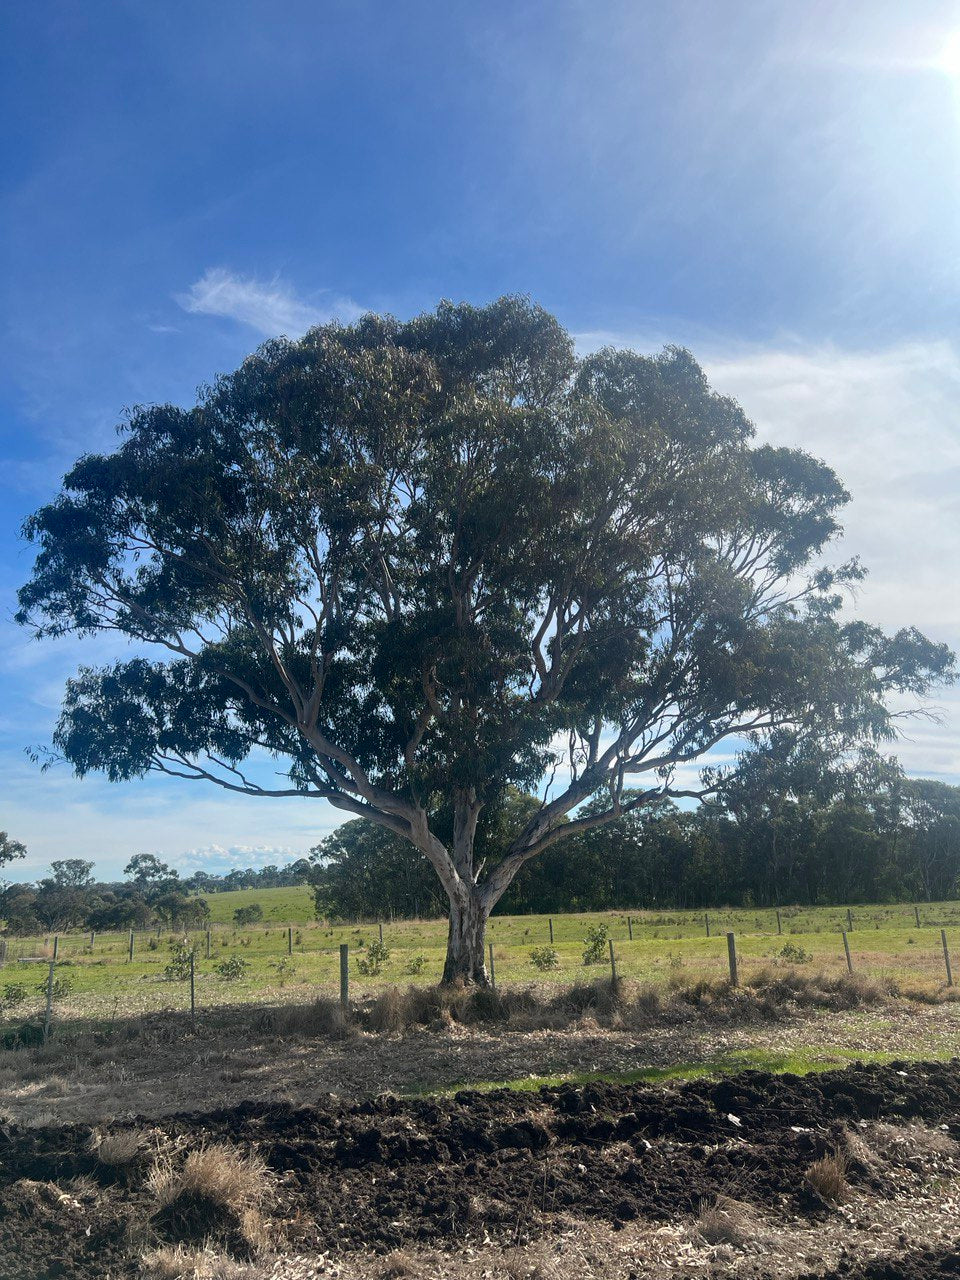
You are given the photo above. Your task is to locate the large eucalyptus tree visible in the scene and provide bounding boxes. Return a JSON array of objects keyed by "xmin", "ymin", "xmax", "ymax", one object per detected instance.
[{"xmin": 18, "ymin": 298, "xmax": 953, "ymax": 982}]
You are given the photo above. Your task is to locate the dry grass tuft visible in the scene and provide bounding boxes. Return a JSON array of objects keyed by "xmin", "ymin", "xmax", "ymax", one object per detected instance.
[
  {"xmin": 376, "ymin": 1250, "xmax": 424, "ymax": 1278},
  {"xmin": 695, "ymin": 1194, "xmax": 759, "ymax": 1245},
  {"xmin": 254, "ymin": 997, "xmax": 348, "ymax": 1038},
  {"xmin": 90, "ymin": 1128, "xmax": 147, "ymax": 1167},
  {"xmin": 805, "ymin": 1151, "xmax": 849, "ymax": 1203},
  {"xmin": 148, "ymin": 1143, "xmax": 268, "ymax": 1214},
  {"xmin": 869, "ymin": 1121, "xmax": 960, "ymax": 1161},
  {"xmin": 140, "ymin": 1243, "xmax": 257, "ymax": 1279}
]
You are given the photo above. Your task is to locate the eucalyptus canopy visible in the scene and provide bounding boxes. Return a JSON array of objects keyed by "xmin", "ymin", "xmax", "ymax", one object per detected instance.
[{"xmin": 18, "ymin": 298, "xmax": 953, "ymax": 981}]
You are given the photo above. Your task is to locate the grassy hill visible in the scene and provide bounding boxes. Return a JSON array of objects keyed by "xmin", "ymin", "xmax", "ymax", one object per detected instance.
[{"xmin": 198, "ymin": 884, "xmax": 315, "ymax": 923}]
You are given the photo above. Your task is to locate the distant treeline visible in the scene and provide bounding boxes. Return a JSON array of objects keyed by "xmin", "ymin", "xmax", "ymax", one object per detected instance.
[
  {"xmin": 0, "ymin": 853, "xmax": 312, "ymax": 936},
  {"xmin": 308, "ymin": 755, "xmax": 960, "ymax": 919}
]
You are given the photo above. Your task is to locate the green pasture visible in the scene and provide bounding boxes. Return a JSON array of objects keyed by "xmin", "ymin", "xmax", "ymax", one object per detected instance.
[{"xmin": 2, "ymin": 897, "xmax": 959, "ymax": 1027}]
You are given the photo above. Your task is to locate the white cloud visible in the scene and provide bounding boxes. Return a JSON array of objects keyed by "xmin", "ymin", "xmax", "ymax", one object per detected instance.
[
  {"xmin": 706, "ymin": 339, "xmax": 960, "ymax": 779},
  {"xmin": 575, "ymin": 331, "xmax": 960, "ymax": 780},
  {"xmin": 176, "ymin": 268, "xmax": 363, "ymax": 337}
]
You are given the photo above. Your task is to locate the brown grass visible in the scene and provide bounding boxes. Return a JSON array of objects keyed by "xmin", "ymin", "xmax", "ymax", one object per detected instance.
[
  {"xmin": 90, "ymin": 1128, "xmax": 146, "ymax": 1167},
  {"xmin": 695, "ymin": 1194, "xmax": 760, "ymax": 1245},
  {"xmin": 805, "ymin": 1151, "xmax": 849, "ymax": 1203},
  {"xmin": 139, "ymin": 1244, "xmax": 257, "ymax": 1279},
  {"xmin": 148, "ymin": 1144, "xmax": 268, "ymax": 1213},
  {"xmin": 254, "ymin": 996, "xmax": 348, "ymax": 1038},
  {"xmin": 357, "ymin": 970, "xmax": 890, "ymax": 1037}
]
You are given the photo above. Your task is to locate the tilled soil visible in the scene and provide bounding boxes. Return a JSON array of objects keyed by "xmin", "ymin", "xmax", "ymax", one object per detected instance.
[{"xmin": 2, "ymin": 1059, "xmax": 960, "ymax": 1280}]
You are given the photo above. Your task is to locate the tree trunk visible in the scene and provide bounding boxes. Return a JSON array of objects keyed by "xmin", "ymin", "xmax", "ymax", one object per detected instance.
[{"xmin": 441, "ymin": 888, "xmax": 490, "ymax": 985}]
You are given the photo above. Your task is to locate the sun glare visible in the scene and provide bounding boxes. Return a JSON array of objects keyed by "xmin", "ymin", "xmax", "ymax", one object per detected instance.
[{"xmin": 936, "ymin": 31, "xmax": 960, "ymax": 78}]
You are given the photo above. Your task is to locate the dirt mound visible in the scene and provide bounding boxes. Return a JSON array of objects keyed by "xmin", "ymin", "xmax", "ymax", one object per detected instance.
[{"xmin": 1, "ymin": 1058, "xmax": 959, "ymax": 1279}]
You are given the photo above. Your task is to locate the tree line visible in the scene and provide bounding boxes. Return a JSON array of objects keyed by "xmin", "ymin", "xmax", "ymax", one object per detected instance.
[
  {"xmin": 307, "ymin": 750, "xmax": 960, "ymax": 919},
  {"xmin": 0, "ymin": 851, "xmax": 312, "ymax": 935}
]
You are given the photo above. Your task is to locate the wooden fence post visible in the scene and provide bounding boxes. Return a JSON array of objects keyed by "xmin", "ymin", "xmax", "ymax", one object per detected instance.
[
  {"xmin": 608, "ymin": 938, "xmax": 618, "ymax": 986},
  {"xmin": 548, "ymin": 917, "xmax": 554, "ymax": 944},
  {"xmin": 726, "ymin": 932, "xmax": 739, "ymax": 986},
  {"xmin": 842, "ymin": 931, "xmax": 853, "ymax": 974},
  {"xmin": 128, "ymin": 930, "xmax": 135, "ymax": 962},
  {"xmin": 847, "ymin": 908, "xmax": 854, "ymax": 932},
  {"xmin": 52, "ymin": 935, "xmax": 59, "ymax": 961},
  {"xmin": 378, "ymin": 921, "xmax": 384, "ymax": 946},
  {"xmin": 915, "ymin": 906, "xmax": 922, "ymax": 928},
  {"xmin": 43, "ymin": 961, "xmax": 55, "ymax": 1041},
  {"xmin": 0, "ymin": 939, "xmax": 6, "ymax": 967},
  {"xmin": 287, "ymin": 926, "xmax": 293, "ymax": 955},
  {"xmin": 89, "ymin": 930, "xmax": 95, "ymax": 950},
  {"xmin": 941, "ymin": 930, "xmax": 953, "ymax": 987},
  {"xmin": 205, "ymin": 929, "xmax": 211, "ymax": 959},
  {"xmin": 776, "ymin": 909, "xmax": 782, "ymax": 936},
  {"xmin": 488, "ymin": 942, "xmax": 496, "ymax": 991},
  {"xmin": 189, "ymin": 950, "xmax": 196, "ymax": 1024},
  {"xmin": 627, "ymin": 916, "xmax": 633, "ymax": 941},
  {"xmin": 339, "ymin": 943, "xmax": 349, "ymax": 1011},
  {"xmin": 705, "ymin": 913, "xmax": 711, "ymax": 938}
]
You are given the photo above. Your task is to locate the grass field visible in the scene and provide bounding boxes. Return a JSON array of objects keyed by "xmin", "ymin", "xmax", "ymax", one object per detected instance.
[{"xmin": 3, "ymin": 896, "xmax": 959, "ymax": 1028}]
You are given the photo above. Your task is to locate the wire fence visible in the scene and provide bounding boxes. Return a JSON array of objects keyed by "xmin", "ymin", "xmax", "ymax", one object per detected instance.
[{"xmin": 1, "ymin": 902, "xmax": 959, "ymax": 1042}]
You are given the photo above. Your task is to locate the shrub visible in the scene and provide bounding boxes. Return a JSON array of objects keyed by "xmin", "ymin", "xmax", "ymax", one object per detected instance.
[
  {"xmin": 163, "ymin": 942, "xmax": 196, "ymax": 981},
  {"xmin": 405, "ymin": 953, "xmax": 427, "ymax": 975},
  {"xmin": 233, "ymin": 904, "xmax": 264, "ymax": 927},
  {"xmin": 356, "ymin": 939, "xmax": 390, "ymax": 976},
  {"xmin": 582, "ymin": 922, "xmax": 609, "ymax": 965},
  {"xmin": 777, "ymin": 942, "xmax": 813, "ymax": 964},
  {"xmin": 530, "ymin": 946, "xmax": 560, "ymax": 971},
  {"xmin": 215, "ymin": 955, "xmax": 248, "ymax": 981},
  {"xmin": 272, "ymin": 958, "xmax": 296, "ymax": 986},
  {"xmin": 37, "ymin": 973, "xmax": 72, "ymax": 998},
  {"xmin": 1, "ymin": 982, "xmax": 27, "ymax": 1006}
]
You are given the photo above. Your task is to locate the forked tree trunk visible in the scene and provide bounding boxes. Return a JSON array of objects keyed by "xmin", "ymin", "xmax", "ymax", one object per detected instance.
[{"xmin": 441, "ymin": 888, "xmax": 490, "ymax": 986}]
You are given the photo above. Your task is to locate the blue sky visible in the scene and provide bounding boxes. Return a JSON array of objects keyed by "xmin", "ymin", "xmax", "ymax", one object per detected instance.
[{"xmin": 3, "ymin": 1, "xmax": 960, "ymax": 880}]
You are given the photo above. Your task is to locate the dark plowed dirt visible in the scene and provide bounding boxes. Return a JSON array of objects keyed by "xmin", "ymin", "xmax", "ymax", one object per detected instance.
[{"xmin": 2, "ymin": 1059, "xmax": 960, "ymax": 1280}]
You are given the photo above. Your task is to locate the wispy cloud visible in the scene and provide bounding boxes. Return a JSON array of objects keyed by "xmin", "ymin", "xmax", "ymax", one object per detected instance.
[{"xmin": 176, "ymin": 268, "xmax": 363, "ymax": 337}]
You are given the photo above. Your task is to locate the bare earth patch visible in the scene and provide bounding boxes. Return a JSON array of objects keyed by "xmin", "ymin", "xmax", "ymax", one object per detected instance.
[{"xmin": 0, "ymin": 996, "xmax": 957, "ymax": 1126}]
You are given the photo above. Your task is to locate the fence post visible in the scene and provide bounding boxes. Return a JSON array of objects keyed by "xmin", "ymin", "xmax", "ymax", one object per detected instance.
[
  {"xmin": 776, "ymin": 909, "xmax": 782, "ymax": 936},
  {"xmin": 189, "ymin": 950, "xmax": 196, "ymax": 1024},
  {"xmin": 52, "ymin": 935, "xmax": 59, "ymax": 961},
  {"xmin": 287, "ymin": 926, "xmax": 293, "ymax": 956},
  {"xmin": 0, "ymin": 939, "xmax": 6, "ymax": 967},
  {"xmin": 378, "ymin": 921, "xmax": 384, "ymax": 946},
  {"xmin": 339, "ymin": 943, "xmax": 349, "ymax": 1011},
  {"xmin": 627, "ymin": 916, "xmax": 633, "ymax": 941},
  {"xmin": 43, "ymin": 960, "xmax": 55, "ymax": 1041},
  {"xmin": 942, "ymin": 930, "xmax": 954, "ymax": 987},
  {"xmin": 847, "ymin": 908, "xmax": 854, "ymax": 932},
  {"xmin": 89, "ymin": 930, "xmax": 95, "ymax": 950},
  {"xmin": 915, "ymin": 906, "xmax": 922, "ymax": 928},
  {"xmin": 705, "ymin": 913, "xmax": 711, "ymax": 938},
  {"xmin": 842, "ymin": 930, "xmax": 853, "ymax": 974},
  {"xmin": 548, "ymin": 917, "xmax": 554, "ymax": 944},
  {"xmin": 608, "ymin": 938, "xmax": 618, "ymax": 986},
  {"xmin": 488, "ymin": 941, "xmax": 496, "ymax": 991},
  {"xmin": 726, "ymin": 932, "xmax": 739, "ymax": 986},
  {"xmin": 205, "ymin": 929, "xmax": 211, "ymax": 959},
  {"xmin": 128, "ymin": 930, "xmax": 135, "ymax": 962}
]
